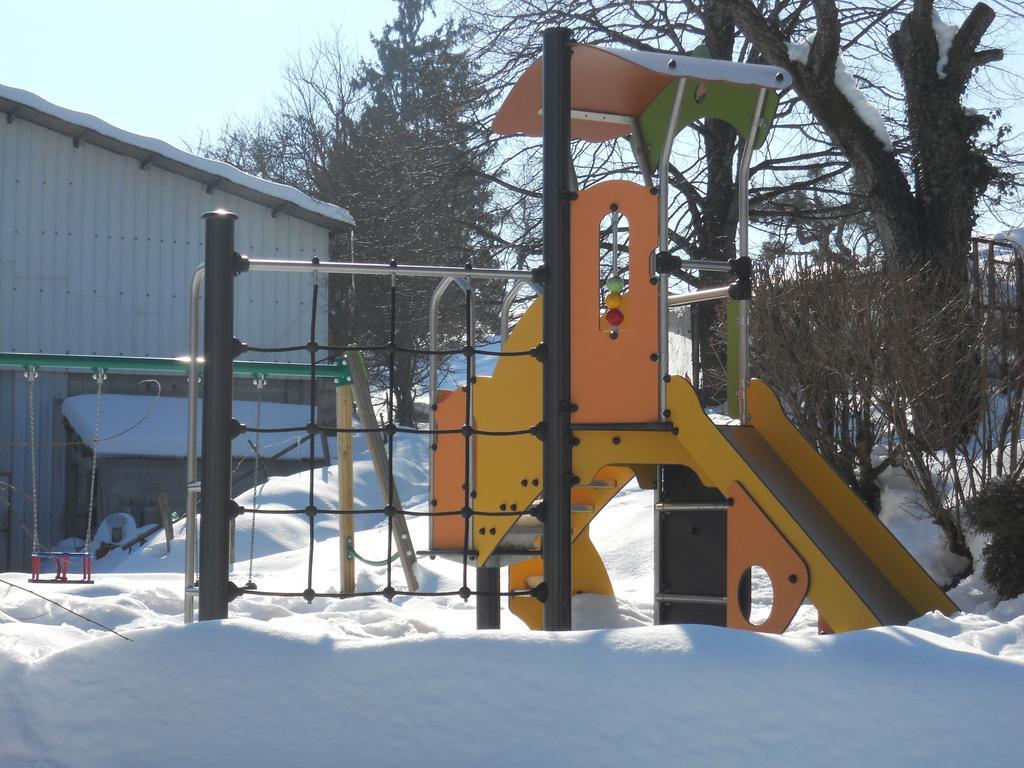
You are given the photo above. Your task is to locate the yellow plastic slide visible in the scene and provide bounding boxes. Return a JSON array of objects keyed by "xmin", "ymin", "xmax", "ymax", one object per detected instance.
[{"xmin": 461, "ymin": 296, "xmax": 955, "ymax": 632}]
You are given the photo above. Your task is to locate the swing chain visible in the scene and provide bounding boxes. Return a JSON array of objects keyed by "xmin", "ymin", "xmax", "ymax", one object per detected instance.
[
  {"xmin": 84, "ymin": 369, "xmax": 106, "ymax": 553},
  {"xmin": 247, "ymin": 373, "xmax": 267, "ymax": 588},
  {"xmin": 24, "ymin": 367, "xmax": 40, "ymax": 553}
]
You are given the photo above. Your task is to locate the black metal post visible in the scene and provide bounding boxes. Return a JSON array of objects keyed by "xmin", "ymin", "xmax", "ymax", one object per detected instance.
[
  {"xmin": 476, "ymin": 566, "xmax": 501, "ymax": 629},
  {"xmin": 198, "ymin": 210, "xmax": 238, "ymax": 621},
  {"xmin": 541, "ymin": 27, "xmax": 573, "ymax": 631}
]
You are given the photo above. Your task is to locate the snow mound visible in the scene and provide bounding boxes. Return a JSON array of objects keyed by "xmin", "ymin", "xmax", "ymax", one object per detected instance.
[
  {"xmin": 1, "ymin": 618, "xmax": 1023, "ymax": 767},
  {"xmin": 5, "ymin": 393, "xmax": 1024, "ymax": 765}
]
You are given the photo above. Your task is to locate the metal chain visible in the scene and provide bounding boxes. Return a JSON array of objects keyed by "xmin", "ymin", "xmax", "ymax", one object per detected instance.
[
  {"xmin": 247, "ymin": 374, "xmax": 266, "ymax": 587},
  {"xmin": 84, "ymin": 369, "xmax": 105, "ymax": 552},
  {"xmin": 25, "ymin": 367, "xmax": 40, "ymax": 553}
]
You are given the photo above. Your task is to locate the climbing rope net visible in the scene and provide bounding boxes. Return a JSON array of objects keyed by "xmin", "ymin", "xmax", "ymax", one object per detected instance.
[{"xmin": 220, "ymin": 260, "xmax": 544, "ymax": 606}]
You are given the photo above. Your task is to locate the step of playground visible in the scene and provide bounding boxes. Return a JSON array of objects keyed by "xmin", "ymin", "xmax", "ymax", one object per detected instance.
[{"xmin": 501, "ymin": 505, "xmax": 595, "ymax": 548}]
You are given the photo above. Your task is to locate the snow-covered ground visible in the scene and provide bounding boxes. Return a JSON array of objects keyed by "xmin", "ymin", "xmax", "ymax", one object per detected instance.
[{"xmin": 2, "ymin": 431, "xmax": 1023, "ymax": 767}]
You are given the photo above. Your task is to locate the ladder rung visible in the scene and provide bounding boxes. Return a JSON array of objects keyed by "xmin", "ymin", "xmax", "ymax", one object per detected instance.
[
  {"xmin": 656, "ymin": 592, "xmax": 727, "ymax": 606},
  {"xmin": 656, "ymin": 501, "xmax": 731, "ymax": 513}
]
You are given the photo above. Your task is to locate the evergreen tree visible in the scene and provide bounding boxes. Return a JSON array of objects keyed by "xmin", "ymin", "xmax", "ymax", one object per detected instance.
[{"xmin": 330, "ymin": 0, "xmax": 500, "ymax": 424}]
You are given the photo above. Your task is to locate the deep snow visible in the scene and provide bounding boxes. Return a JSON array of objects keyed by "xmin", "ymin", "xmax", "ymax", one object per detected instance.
[{"xmin": 2, "ymin": 429, "xmax": 1023, "ymax": 766}]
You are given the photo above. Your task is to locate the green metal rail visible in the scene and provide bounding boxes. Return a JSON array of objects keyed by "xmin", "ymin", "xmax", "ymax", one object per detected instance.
[{"xmin": 0, "ymin": 352, "xmax": 349, "ymax": 381}]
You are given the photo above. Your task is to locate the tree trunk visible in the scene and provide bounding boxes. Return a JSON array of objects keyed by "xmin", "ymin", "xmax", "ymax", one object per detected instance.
[{"xmin": 392, "ymin": 353, "xmax": 417, "ymax": 427}]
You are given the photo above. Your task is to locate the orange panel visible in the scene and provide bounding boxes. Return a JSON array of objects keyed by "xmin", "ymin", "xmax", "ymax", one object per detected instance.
[
  {"xmin": 492, "ymin": 46, "xmax": 675, "ymax": 140},
  {"xmin": 726, "ymin": 481, "xmax": 808, "ymax": 634},
  {"xmin": 431, "ymin": 388, "xmax": 470, "ymax": 550},
  {"xmin": 570, "ymin": 180, "xmax": 660, "ymax": 424},
  {"xmin": 508, "ymin": 527, "xmax": 613, "ymax": 630}
]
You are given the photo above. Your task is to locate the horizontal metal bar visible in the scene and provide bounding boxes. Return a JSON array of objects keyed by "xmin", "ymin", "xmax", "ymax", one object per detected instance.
[
  {"xmin": 571, "ymin": 422, "xmax": 676, "ymax": 432},
  {"xmin": 675, "ymin": 259, "xmax": 734, "ymax": 273},
  {"xmin": 185, "ymin": 586, "xmax": 200, "ymax": 596},
  {"xmin": 656, "ymin": 593, "xmax": 727, "ymax": 606},
  {"xmin": 0, "ymin": 352, "xmax": 338, "ymax": 378},
  {"xmin": 418, "ymin": 548, "xmax": 478, "ymax": 559},
  {"xmin": 656, "ymin": 502, "xmax": 731, "ymax": 513},
  {"xmin": 667, "ymin": 284, "xmax": 733, "ymax": 307},
  {"xmin": 244, "ymin": 257, "xmax": 534, "ymax": 282}
]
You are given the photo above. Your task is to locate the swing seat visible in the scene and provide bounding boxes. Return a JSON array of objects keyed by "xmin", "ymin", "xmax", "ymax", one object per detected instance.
[{"xmin": 30, "ymin": 551, "xmax": 94, "ymax": 584}]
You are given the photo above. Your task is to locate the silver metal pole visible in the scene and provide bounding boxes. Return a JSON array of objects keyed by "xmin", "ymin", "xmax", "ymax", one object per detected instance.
[
  {"xmin": 657, "ymin": 78, "xmax": 687, "ymax": 419},
  {"xmin": 246, "ymin": 258, "xmax": 532, "ymax": 282},
  {"xmin": 736, "ymin": 88, "xmax": 767, "ymax": 426},
  {"xmin": 428, "ymin": 276, "xmax": 458, "ymax": 550},
  {"xmin": 675, "ymin": 259, "xmax": 734, "ymax": 273},
  {"xmin": 184, "ymin": 263, "xmax": 204, "ymax": 624},
  {"xmin": 628, "ymin": 117, "xmax": 654, "ymax": 189},
  {"xmin": 611, "ymin": 212, "xmax": 621, "ymax": 278},
  {"xmin": 667, "ymin": 284, "xmax": 733, "ymax": 307}
]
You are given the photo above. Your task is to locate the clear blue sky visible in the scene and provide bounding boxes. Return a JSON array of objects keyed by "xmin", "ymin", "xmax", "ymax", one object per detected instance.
[{"xmin": 0, "ymin": 0, "xmax": 398, "ymax": 150}]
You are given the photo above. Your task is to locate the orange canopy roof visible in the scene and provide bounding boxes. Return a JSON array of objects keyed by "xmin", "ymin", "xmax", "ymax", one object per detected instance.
[{"xmin": 492, "ymin": 44, "xmax": 791, "ymax": 141}]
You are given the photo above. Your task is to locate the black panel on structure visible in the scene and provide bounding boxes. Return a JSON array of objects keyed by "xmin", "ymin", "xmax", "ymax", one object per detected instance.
[{"xmin": 656, "ymin": 465, "xmax": 750, "ymax": 626}]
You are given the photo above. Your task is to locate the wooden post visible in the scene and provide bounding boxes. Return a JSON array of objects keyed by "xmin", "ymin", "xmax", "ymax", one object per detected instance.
[
  {"xmin": 158, "ymin": 493, "xmax": 174, "ymax": 554},
  {"xmin": 337, "ymin": 360, "xmax": 356, "ymax": 593}
]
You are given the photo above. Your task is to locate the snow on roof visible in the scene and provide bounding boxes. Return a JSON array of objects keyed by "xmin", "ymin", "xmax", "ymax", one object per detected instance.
[
  {"xmin": 0, "ymin": 83, "xmax": 354, "ymax": 231},
  {"xmin": 993, "ymin": 228, "xmax": 1024, "ymax": 250},
  {"xmin": 61, "ymin": 393, "xmax": 328, "ymax": 460}
]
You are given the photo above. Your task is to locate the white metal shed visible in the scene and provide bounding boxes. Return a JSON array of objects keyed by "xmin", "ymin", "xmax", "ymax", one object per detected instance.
[{"xmin": 0, "ymin": 84, "xmax": 353, "ymax": 571}]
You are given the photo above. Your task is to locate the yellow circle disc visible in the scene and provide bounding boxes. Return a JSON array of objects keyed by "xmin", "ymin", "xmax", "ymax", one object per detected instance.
[{"xmin": 605, "ymin": 292, "xmax": 622, "ymax": 309}]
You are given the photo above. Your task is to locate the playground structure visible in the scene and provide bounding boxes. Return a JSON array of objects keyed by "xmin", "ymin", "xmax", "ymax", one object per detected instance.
[{"xmin": 190, "ymin": 30, "xmax": 956, "ymax": 633}]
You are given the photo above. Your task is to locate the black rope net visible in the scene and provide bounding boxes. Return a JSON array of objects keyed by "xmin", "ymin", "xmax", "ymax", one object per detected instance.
[{"xmin": 226, "ymin": 267, "xmax": 541, "ymax": 606}]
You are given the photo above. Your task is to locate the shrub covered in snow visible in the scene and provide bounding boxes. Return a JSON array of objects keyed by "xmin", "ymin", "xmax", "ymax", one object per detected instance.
[{"xmin": 963, "ymin": 478, "xmax": 1024, "ymax": 600}]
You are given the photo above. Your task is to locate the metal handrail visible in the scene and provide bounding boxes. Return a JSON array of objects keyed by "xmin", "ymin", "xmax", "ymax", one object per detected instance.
[
  {"xmin": 735, "ymin": 88, "xmax": 767, "ymax": 425},
  {"xmin": 245, "ymin": 257, "xmax": 533, "ymax": 282},
  {"xmin": 427, "ymin": 276, "xmax": 473, "ymax": 551},
  {"xmin": 656, "ymin": 77, "xmax": 688, "ymax": 420},
  {"xmin": 667, "ymin": 284, "xmax": 733, "ymax": 307},
  {"xmin": 500, "ymin": 279, "xmax": 537, "ymax": 341},
  {"xmin": 0, "ymin": 352, "xmax": 338, "ymax": 378}
]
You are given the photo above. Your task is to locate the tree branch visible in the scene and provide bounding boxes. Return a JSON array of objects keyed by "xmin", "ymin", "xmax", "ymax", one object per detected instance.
[{"xmin": 947, "ymin": 3, "xmax": 1001, "ymax": 90}]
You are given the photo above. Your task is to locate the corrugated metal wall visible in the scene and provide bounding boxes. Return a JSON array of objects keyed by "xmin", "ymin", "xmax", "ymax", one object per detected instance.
[
  {"xmin": 0, "ymin": 115, "xmax": 337, "ymax": 571},
  {"xmin": 0, "ymin": 114, "xmax": 331, "ymax": 358}
]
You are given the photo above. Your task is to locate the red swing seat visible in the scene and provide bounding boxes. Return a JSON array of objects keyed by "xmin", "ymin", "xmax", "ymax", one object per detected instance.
[{"xmin": 30, "ymin": 551, "xmax": 94, "ymax": 583}]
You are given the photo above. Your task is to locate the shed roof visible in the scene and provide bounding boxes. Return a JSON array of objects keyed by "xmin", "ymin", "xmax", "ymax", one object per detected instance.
[
  {"xmin": 0, "ymin": 83, "xmax": 354, "ymax": 232},
  {"xmin": 61, "ymin": 394, "xmax": 328, "ymax": 460}
]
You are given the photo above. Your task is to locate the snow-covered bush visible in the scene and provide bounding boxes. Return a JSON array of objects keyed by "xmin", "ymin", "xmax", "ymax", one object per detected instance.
[
  {"xmin": 748, "ymin": 238, "xmax": 1022, "ymax": 566},
  {"xmin": 963, "ymin": 478, "xmax": 1024, "ymax": 600}
]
